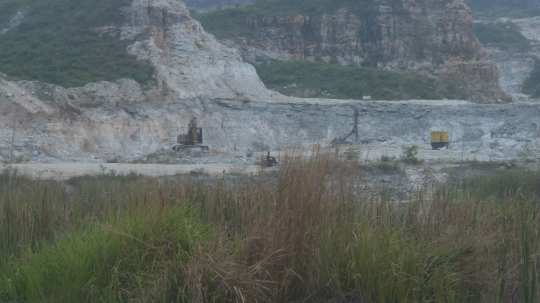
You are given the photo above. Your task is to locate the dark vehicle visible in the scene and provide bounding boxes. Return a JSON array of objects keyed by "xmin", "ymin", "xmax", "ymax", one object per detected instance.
[
  {"xmin": 173, "ymin": 118, "xmax": 209, "ymax": 151},
  {"xmin": 263, "ymin": 151, "xmax": 278, "ymax": 167}
]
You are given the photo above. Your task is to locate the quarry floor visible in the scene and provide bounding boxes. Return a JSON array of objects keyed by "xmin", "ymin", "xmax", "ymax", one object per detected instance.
[
  {"xmin": 7, "ymin": 142, "xmax": 512, "ymax": 179},
  {"xmin": 8, "ymin": 143, "xmax": 539, "ymax": 200}
]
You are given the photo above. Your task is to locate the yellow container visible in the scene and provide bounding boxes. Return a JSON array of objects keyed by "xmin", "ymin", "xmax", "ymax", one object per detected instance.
[
  {"xmin": 430, "ymin": 131, "xmax": 449, "ymax": 143},
  {"xmin": 430, "ymin": 131, "xmax": 449, "ymax": 150}
]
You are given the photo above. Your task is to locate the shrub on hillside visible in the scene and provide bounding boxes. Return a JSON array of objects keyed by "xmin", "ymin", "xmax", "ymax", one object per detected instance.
[
  {"xmin": 254, "ymin": 60, "xmax": 468, "ymax": 100},
  {"xmin": 0, "ymin": 0, "xmax": 155, "ymax": 88},
  {"xmin": 473, "ymin": 22, "xmax": 532, "ymax": 50}
]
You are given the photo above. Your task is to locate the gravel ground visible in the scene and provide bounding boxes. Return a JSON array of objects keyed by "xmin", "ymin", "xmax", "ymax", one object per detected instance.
[{"xmin": 8, "ymin": 143, "xmax": 536, "ymax": 181}]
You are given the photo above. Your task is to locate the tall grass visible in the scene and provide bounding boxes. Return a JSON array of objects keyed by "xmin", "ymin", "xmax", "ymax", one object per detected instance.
[{"xmin": 1, "ymin": 157, "xmax": 540, "ymax": 302}]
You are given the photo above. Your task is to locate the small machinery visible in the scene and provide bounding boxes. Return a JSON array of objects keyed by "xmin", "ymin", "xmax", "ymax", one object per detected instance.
[
  {"xmin": 430, "ymin": 131, "xmax": 449, "ymax": 150},
  {"xmin": 172, "ymin": 118, "xmax": 209, "ymax": 151}
]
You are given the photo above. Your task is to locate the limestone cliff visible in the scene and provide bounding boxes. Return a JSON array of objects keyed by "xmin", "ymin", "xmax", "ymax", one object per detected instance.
[
  {"xmin": 223, "ymin": 0, "xmax": 506, "ymax": 102},
  {"xmin": 122, "ymin": 0, "xmax": 275, "ymax": 102}
]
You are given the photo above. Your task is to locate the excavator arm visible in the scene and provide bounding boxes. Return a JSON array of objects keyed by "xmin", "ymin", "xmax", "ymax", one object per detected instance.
[
  {"xmin": 331, "ymin": 109, "xmax": 359, "ymax": 144},
  {"xmin": 331, "ymin": 124, "xmax": 357, "ymax": 143}
]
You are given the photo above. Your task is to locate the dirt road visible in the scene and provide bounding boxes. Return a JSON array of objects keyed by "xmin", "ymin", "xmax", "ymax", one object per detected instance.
[
  {"xmin": 6, "ymin": 143, "xmax": 503, "ymax": 180},
  {"xmin": 9, "ymin": 163, "xmax": 262, "ymax": 180}
]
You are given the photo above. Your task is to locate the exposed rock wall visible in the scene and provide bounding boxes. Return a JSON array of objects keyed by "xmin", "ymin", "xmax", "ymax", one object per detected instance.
[
  {"xmin": 224, "ymin": 0, "xmax": 506, "ymax": 102},
  {"xmin": 1, "ymin": 76, "xmax": 539, "ymax": 163},
  {"xmin": 121, "ymin": 0, "xmax": 277, "ymax": 102}
]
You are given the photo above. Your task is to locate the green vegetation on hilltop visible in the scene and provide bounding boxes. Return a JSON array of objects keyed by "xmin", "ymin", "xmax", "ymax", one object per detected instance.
[
  {"xmin": 194, "ymin": 0, "xmax": 468, "ymax": 101},
  {"xmin": 192, "ymin": 0, "xmax": 382, "ymax": 40},
  {"xmin": 0, "ymin": 0, "xmax": 25, "ymax": 24},
  {"xmin": 0, "ymin": 0, "xmax": 155, "ymax": 88},
  {"xmin": 193, "ymin": 8, "xmax": 257, "ymax": 39},
  {"xmin": 473, "ymin": 22, "xmax": 531, "ymax": 50},
  {"xmin": 466, "ymin": 0, "xmax": 540, "ymax": 19},
  {"xmin": 255, "ymin": 60, "xmax": 468, "ymax": 100},
  {"xmin": 523, "ymin": 58, "xmax": 540, "ymax": 97},
  {"xmin": 250, "ymin": 0, "xmax": 379, "ymax": 16},
  {"xmin": 2, "ymin": 158, "xmax": 540, "ymax": 302}
]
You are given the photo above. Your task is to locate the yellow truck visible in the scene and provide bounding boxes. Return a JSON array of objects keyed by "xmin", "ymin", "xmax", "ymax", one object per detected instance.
[{"xmin": 430, "ymin": 131, "xmax": 449, "ymax": 150}]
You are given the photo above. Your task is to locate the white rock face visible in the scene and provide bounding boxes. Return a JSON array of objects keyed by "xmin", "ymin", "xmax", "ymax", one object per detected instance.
[{"xmin": 122, "ymin": 0, "xmax": 276, "ymax": 101}]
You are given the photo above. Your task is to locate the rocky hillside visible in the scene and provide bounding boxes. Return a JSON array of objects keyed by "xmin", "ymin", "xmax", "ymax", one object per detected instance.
[
  {"xmin": 0, "ymin": 0, "xmax": 537, "ymax": 164},
  {"xmin": 195, "ymin": 0, "xmax": 507, "ymax": 102}
]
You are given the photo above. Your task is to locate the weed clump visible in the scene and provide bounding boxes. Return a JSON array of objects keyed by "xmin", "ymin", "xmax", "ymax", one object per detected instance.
[{"xmin": 399, "ymin": 144, "xmax": 422, "ymax": 165}]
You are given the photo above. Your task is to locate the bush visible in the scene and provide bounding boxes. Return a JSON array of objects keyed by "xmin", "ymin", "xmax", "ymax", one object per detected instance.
[
  {"xmin": 343, "ymin": 148, "xmax": 360, "ymax": 161},
  {"xmin": 399, "ymin": 145, "xmax": 422, "ymax": 165}
]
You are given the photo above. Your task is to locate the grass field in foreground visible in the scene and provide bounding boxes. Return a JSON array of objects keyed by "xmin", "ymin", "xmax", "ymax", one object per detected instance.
[{"xmin": 1, "ymin": 155, "xmax": 539, "ymax": 302}]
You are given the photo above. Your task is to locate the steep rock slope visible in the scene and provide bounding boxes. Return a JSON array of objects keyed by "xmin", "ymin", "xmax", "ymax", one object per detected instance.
[
  {"xmin": 213, "ymin": 0, "xmax": 506, "ymax": 102},
  {"xmin": 122, "ymin": 0, "xmax": 274, "ymax": 101}
]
